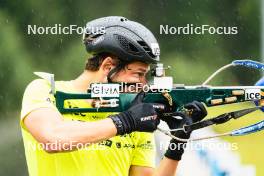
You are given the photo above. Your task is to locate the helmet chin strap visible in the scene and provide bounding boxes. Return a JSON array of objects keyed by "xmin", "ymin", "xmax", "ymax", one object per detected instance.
[
  {"xmin": 106, "ymin": 63, "xmax": 144, "ymax": 92},
  {"xmin": 107, "ymin": 64, "xmax": 125, "ymax": 83}
]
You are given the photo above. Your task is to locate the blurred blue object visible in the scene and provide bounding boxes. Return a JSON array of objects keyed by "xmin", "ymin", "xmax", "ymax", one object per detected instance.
[{"xmin": 255, "ymin": 77, "xmax": 264, "ymax": 112}]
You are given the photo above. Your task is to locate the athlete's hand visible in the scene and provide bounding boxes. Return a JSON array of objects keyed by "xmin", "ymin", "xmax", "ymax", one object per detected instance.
[
  {"xmin": 162, "ymin": 112, "xmax": 191, "ymax": 160},
  {"xmin": 162, "ymin": 101, "xmax": 207, "ymax": 160},
  {"xmin": 109, "ymin": 91, "xmax": 165, "ymax": 135},
  {"xmin": 184, "ymin": 101, "xmax": 207, "ymax": 121}
]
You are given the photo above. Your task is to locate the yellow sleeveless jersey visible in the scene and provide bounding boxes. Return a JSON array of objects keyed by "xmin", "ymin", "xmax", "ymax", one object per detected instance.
[{"xmin": 20, "ymin": 79, "xmax": 156, "ymax": 176}]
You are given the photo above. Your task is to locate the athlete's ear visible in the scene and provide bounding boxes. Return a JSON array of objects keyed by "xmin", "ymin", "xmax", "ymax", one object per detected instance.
[{"xmin": 100, "ymin": 57, "xmax": 116, "ymax": 76}]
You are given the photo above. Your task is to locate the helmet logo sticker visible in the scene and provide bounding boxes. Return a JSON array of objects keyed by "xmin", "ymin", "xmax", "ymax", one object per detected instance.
[{"xmin": 151, "ymin": 43, "xmax": 160, "ymax": 56}]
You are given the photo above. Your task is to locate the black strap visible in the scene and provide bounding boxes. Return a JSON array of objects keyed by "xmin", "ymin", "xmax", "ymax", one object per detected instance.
[
  {"xmin": 107, "ymin": 61, "xmax": 128, "ymax": 83},
  {"xmin": 107, "ymin": 66, "xmax": 123, "ymax": 83},
  {"xmin": 106, "ymin": 61, "xmax": 144, "ymax": 93},
  {"xmin": 182, "ymin": 106, "xmax": 259, "ymax": 133}
]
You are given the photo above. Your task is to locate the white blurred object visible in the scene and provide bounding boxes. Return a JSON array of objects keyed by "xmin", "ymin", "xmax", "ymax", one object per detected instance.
[
  {"xmin": 151, "ymin": 76, "xmax": 173, "ymax": 90},
  {"xmin": 34, "ymin": 72, "xmax": 55, "ymax": 94},
  {"xmin": 155, "ymin": 123, "xmax": 256, "ymax": 176}
]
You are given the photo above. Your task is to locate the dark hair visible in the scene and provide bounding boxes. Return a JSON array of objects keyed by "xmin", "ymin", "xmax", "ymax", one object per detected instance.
[{"xmin": 85, "ymin": 53, "xmax": 116, "ymax": 71}]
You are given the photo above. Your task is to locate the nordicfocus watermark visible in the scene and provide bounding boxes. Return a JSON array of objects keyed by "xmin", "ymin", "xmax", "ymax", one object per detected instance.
[
  {"xmin": 160, "ymin": 24, "xmax": 238, "ymax": 35},
  {"xmin": 90, "ymin": 82, "xmax": 172, "ymax": 98},
  {"xmin": 26, "ymin": 140, "xmax": 110, "ymax": 151},
  {"xmin": 159, "ymin": 141, "xmax": 238, "ymax": 151},
  {"xmin": 27, "ymin": 24, "xmax": 105, "ymax": 35}
]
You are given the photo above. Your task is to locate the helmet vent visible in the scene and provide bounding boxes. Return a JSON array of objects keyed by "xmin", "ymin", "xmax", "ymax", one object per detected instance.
[
  {"xmin": 115, "ymin": 35, "xmax": 139, "ymax": 54},
  {"xmin": 84, "ymin": 34, "xmax": 103, "ymax": 43},
  {"xmin": 90, "ymin": 33, "xmax": 103, "ymax": 38},
  {"xmin": 137, "ymin": 41, "xmax": 155, "ymax": 57},
  {"xmin": 128, "ymin": 43, "xmax": 139, "ymax": 52}
]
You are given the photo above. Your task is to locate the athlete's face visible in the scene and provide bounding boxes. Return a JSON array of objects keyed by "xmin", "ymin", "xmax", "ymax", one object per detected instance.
[{"xmin": 111, "ymin": 61, "xmax": 150, "ymax": 85}]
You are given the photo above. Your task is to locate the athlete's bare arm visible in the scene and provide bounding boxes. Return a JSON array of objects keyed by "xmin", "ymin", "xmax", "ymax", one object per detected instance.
[
  {"xmin": 24, "ymin": 100, "xmax": 159, "ymax": 153},
  {"xmin": 24, "ymin": 107, "xmax": 117, "ymax": 152},
  {"xmin": 154, "ymin": 157, "xmax": 179, "ymax": 176}
]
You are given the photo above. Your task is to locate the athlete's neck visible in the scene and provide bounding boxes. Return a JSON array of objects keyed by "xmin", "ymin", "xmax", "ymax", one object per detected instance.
[{"xmin": 71, "ymin": 70, "xmax": 106, "ymax": 93}]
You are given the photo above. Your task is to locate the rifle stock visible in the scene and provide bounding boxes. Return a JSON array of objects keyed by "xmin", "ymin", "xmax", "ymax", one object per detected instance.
[{"xmin": 55, "ymin": 86, "xmax": 264, "ymax": 114}]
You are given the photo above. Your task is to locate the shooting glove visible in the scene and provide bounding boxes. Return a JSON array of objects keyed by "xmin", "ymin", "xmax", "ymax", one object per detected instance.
[
  {"xmin": 109, "ymin": 91, "xmax": 165, "ymax": 135},
  {"xmin": 163, "ymin": 101, "xmax": 207, "ymax": 160},
  {"xmin": 184, "ymin": 100, "xmax": 207, "ymax": 121}
]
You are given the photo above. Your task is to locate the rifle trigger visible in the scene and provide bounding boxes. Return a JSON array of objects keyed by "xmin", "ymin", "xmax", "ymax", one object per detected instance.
[{"xmin": 162, "ymin": 91, "xmax": 173, "ymax": 106}]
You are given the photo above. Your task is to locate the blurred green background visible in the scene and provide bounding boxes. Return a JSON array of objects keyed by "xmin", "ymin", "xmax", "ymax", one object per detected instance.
[{"xmin": 0, "ymin": 0, "xmax": 263, "ymax": 175}]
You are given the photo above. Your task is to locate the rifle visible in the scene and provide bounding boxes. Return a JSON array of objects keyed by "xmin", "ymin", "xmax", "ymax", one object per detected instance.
[
  {"xmin": 35, "ymin": 60, "xmax": 264, "ymax": 141},
  {"xmin": 54, "ymin": 60, "xmax": 264, "ymax": 113}
]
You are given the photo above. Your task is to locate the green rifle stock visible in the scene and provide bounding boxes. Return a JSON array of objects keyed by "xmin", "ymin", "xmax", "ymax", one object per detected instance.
[{"xmin": 55, "ymin": 86, "xmax": 263, "ymax": 114}]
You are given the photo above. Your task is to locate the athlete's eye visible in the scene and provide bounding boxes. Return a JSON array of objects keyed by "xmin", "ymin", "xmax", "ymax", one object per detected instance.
[
  {"xmin": 125, "ymin": 66, "xmax": 148, "ymax": 79},
  {"xmin": 138, "ymin": 72, "xmax": 146, "ymax": 78},
  {"xmin": 133, "ymin": 72, "xmax": 145, "ymax": 78}
]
